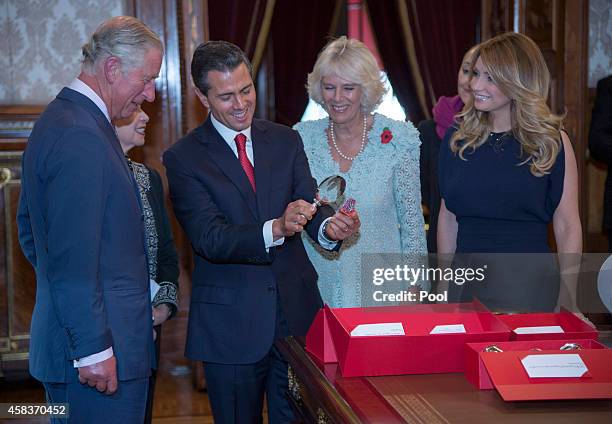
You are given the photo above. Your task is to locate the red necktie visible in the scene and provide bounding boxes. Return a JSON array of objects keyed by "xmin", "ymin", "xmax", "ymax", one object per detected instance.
[{"xmin": 234, "ymin": 133, "xmax": 256, "ymax": 192}]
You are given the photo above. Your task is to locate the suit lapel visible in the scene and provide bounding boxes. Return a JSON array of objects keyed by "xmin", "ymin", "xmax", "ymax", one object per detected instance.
[
  {"xmin": 199, "ymin": 118, "xmax": 259, "ymax": 220},
  {"xmin": 58, "ymin": 88, "xmax": 144, "ymax": 217},
  {"xmin": 58, "ymin": 88, "xmax": 135, "ymax": 185},
  {"xmin": 252, "ymin": 120, "xmax": 272, "ymax": 221}
]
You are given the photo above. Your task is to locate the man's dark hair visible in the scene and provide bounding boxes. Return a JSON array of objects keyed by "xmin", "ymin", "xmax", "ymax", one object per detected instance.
[{"xmin": 191, "ymin": 40, "xmax": 253, "ymax": 95}]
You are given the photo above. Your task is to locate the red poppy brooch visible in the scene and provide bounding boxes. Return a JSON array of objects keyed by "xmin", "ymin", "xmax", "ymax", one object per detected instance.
[{"xmin": 381, "ymin": 127, "xmax": 393, "ymax": 144}]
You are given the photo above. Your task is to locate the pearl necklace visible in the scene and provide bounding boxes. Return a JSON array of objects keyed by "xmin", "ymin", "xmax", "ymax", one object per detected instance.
[{"xmin": 330, "ymin": 114, "xmax": 368, "ymax": 161}]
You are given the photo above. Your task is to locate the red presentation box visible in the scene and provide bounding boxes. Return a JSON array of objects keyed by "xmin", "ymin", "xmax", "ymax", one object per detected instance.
[
  {"xmin": 498, "ymin": 309, "xmax": 599, "ymax": 341},
  {"xmin": 464, "ymin": 339, "xmax": 607, "ymax": 390},
  {"xmin": 306, "ymin": 301, "xmax": 511, "ymax": 377},
  {"xmin": 481, "ymin": 348, "xmax": 612, "ymax": 401}
]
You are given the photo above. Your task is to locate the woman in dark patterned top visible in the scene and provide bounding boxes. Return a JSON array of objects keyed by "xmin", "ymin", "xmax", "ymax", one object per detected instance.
[{"xmin": 116, "ymin": 107, "xmax": 179, "ymax": 424}]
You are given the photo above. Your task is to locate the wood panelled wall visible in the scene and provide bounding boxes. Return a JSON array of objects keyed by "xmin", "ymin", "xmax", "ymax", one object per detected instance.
[{"xmin": 0, "ymin": 112, "xmax": 38, "ymax": 376}]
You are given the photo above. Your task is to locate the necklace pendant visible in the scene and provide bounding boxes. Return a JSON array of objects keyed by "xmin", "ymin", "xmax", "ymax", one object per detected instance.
[{"xmin": 488, "ymin": 132, "xmax": 507, "ymax": 153}]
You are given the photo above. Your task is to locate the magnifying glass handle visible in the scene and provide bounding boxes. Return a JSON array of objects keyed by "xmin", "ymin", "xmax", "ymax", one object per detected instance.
[{"xmin": 312, "ymin": 192, "xmax": 324, "ymax": 208}]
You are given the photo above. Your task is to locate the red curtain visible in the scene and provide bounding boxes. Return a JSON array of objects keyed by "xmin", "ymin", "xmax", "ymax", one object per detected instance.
[
  {"xmin": 207, "ymin": 0, "xmax": 339, "ymax": 126},
  {"xmin": 270, "ymin": 0, "xmax": 341, "ymax": 126},
  {"xmin": 367, "ymin": 0, "xmax": 424, "ymax": 122},
  {"xmin": 208, "ymin": 0, "xmax": 268, "ymax": 59},
  {"xmin": 411, "ymin": 0, "xmax": 480, "ymax": 99},
  {"xmin": 367, "ymin": 0, "xmax": 480, "ymax": 122}
]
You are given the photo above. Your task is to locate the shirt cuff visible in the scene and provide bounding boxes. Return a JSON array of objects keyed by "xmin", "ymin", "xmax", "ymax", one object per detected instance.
[
  {"xmin": 150, "ymin": 279, "xmax": 161, "ymax": 302},
  {"xmin": 73, "ymin": 347, "xmax": 114, "ymax": 368},
  {"xmin": 318, "ymin": 217, "xmax": 338, "ymax": 250},
  {"xmin": 264, "ymin": 219, "xmax": 285, "ymax": 251}
]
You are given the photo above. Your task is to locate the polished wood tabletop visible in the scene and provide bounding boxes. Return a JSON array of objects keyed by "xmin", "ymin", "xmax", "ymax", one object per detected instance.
[{"xmin": 277, "ymin": 336, "xmax": 612, "ymax": 424}]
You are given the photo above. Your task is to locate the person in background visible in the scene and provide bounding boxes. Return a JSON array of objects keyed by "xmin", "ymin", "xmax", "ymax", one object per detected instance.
[
  {"xmin": 17, "ymin": 16, "xmax": 163, "ymax": 422},
  {"xmin": 163, "ymin": 40, "xmax": 359, "ymax": 423},
  {"xmin": 419, "ymin": 45, "xmax": 477, "ymax": 253},
  {"xmin": 588, "ymin": 75, "xmax": 612, "ymax": 252},
  {"xmin": 294, "ymin": 36, "xmax": 427, "ymax": 308},
  {"xmin": 115, "ymin": 107, "xmax": 179, "ymax": 424},
  {"xmin": 437, "ymin": 32, "xmax": 582, "ymax": 313}
]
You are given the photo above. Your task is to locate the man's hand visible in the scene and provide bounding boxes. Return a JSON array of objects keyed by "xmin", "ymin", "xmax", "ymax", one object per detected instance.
[
  {"xmin": 325, "ymin": 211, "xmax": 361, "ymax": 241},
  {"xmin": 273, "ymin": 200, "xmax": 316, "ymax": 239},
  {"xmin": 78, "ymin": 355, "xmax": 118, "ymax": 395}
]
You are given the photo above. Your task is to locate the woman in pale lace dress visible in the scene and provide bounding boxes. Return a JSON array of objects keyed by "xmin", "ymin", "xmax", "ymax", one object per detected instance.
[{"xmin": 294, "ymin": 37, "xmax": 427, "ymax": 308}]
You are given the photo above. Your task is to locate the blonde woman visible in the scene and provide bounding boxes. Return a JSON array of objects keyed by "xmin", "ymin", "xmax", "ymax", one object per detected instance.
[
  {"xmin": 294, "ymin": 37, "xmax": 427, "ymax": 308},
  {"xmin": 437, "ymin": 32, "xmax": 581, "ymax": 312}
]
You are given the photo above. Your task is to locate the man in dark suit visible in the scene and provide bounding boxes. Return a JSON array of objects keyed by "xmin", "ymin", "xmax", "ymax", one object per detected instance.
[
  {"xmin": 163, "ymin": 41, "xmax": 360, "ymax": 423},
  {"xmin": 17, "ymin": 16, "xmax": 163, "ymax": 423},
  {"xmin": 589, "ymin": 75, "xmax": 612, "ymax": 252}
]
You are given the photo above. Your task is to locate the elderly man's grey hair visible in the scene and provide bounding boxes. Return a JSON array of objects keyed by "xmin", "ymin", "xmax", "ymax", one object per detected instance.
[{"xmin": 81, "ymin": 16, "xmax": 163, "ymax": 74}]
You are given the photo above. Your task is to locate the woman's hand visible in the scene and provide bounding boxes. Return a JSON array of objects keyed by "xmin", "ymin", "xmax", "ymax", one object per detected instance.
[{"xmin": 324, "ymin": 211, "xmax": 361, "ymax": 241}]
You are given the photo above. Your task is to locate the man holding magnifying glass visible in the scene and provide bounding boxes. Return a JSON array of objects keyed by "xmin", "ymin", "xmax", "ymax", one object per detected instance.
[{"xmin": 163, "ymin": 40, "xmax": 359, "ymax": 424}]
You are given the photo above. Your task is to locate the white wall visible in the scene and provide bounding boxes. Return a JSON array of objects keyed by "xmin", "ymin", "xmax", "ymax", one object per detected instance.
[
  {"xmin": 0, "ymin": 0, "xmax": 125, "ymax": 105},
  {"xmin": 589, "ymin": 0, "xmax": 612, "ymax": 87}
]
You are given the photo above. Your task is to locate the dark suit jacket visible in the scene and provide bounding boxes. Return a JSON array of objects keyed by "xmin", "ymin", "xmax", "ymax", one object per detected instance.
[
  {"xmin": 589, "ymin": 75, "xmax": 612, "ymax": 230},
  {"xmin": 17, "ymin": 88, "xmax": 152, "ymax": 383},
  {"xmin": 163, "ymin": 117, "xmax": 334, "ymax": 364}
]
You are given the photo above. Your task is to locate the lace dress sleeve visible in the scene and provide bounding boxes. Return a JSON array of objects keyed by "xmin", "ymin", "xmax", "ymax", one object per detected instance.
[
  {"xmin": 393, "ymin": 133, "xmax": 427, "ymax": 254},
  {"xmin": 392, "ymin": 123, "xmax": 429, "ymax": 291}
]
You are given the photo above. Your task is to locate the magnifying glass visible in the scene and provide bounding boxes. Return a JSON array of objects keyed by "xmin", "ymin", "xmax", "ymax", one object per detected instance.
[{"xmin": 313, "ymin": 175, "xmax": 346, "ymax": 208}]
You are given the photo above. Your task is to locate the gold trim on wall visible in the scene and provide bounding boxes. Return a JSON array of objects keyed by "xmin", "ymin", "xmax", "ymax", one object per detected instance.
[
  {"xmin": 0, "ymin": 106, "xmax": 41, "ymax": 139},
  {"xmin": 397, "ymin": 0, "xmax": 431, "ymax": 120},
  {"xmin": 1, "ymin": 352, "xmax": 29, "ymax": 362},
  {"xmin": 0, "ymin": 168, "xmax": 12, "ymax": 190},
  {"xmin": 0, "ymin": 153, "xmax": 28, "ymax": 361},
  {"xmin": 252, "ymin": 0, "xmax": 276, "ymax": 77},
  {"xmin": 329, "ymin": 0, "xmax": 343, "ymax": 36}
]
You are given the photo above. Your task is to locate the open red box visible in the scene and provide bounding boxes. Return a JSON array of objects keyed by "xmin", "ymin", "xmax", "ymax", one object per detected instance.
[
  {"xmin": 465, "ymin": 339, "xmax": 607, "ymax": 390},
  {"xmin": 480, "ymin": 348, "xmax": 612, "ymax": 401},
  {"xmin": 497, "ymin": 308, "xmax": 598, "ymax": 341},
  {"xmin": 306, "ymin": 301, "xmax": 511, "ymax": 377}
]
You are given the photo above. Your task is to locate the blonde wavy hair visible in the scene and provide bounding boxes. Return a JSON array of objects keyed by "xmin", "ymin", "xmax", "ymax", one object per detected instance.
[
  {"xmin": 451, "ymin": 32, "xmax": 564, "ymax": 176},
  {"xmin": 307, "ymin": 36, "xmax": 387, "ymax": 114}
]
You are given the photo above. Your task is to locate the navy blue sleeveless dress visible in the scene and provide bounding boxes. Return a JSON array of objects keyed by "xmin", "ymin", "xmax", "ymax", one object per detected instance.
[{"xmin": 438, "ymin": 128, "xmax": 565, "ymax": 312}]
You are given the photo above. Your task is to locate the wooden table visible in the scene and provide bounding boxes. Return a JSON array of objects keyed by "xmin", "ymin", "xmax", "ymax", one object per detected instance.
[{"xmin": 277, "ymin": 336, "xmax": 612, "ymax": 423}]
